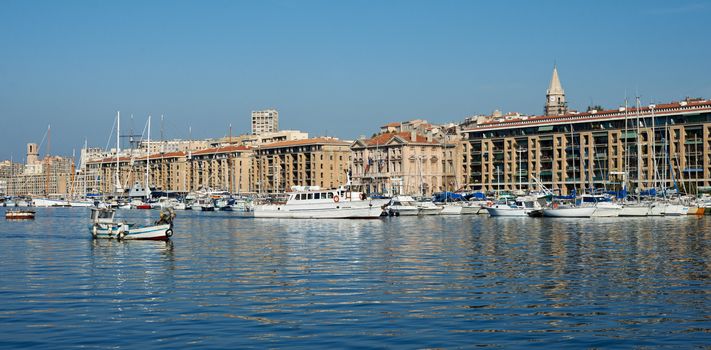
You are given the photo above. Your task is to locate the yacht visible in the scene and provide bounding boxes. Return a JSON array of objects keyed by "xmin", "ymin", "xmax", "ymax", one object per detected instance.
[
  {"xmin": 485, "ymin": 196, "xmax": 545, "ymax": 217},
  {"xmin": 542, "ymin": 204, "xmax": 596, "ymax": 218},
  {"xmin": 415, "ymin": 199, "xmax": 442, "ymax": 215},
  {"xmin": 580, "ymin": 194, "xmax": 622, "ymax": 217},
  {"xmin": 253, "ymin": 186, "xmax": 386, "ymax": 219},
  {"xmin": 386, "ymin": 195, "xmax": 420, "ymax": 216}
]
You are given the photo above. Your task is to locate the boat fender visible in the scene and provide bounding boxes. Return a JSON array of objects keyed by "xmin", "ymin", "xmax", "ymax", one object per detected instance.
[
  {"xmin": 165, "ymin": 229, "xmax": 173, "ymax": 237},
  {"xmin": 118, "ymin": 232, "xmax": 125, "ymax": 240},
  {"xmin": 333, "ymin": 195, "xmax": 340, "ymax": 203},
  {"xmin": 92, "ymin": 225, "xmax": 98, "ymax": 238},
  {"xmin": 553, "ymin": 203, "xmax": 559, "ymax": 209},
  {"xmin": 360, "ymin": 193, "xmax": 366, "ymax": 201},
  {"xmin": 486, "ymin": 201, "xmax": 493, "ymax": 207}
]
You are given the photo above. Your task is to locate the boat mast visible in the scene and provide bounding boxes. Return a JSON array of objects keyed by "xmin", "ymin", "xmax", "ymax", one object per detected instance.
[
  {"xmin": 116, "ymin": 111, "xmax": 121, "ymax": 196},
  {"xmin": 84, "ymin": 138, "xmax": 88, "ymax": 198},
  {"xmin": 635, "ymin": 96, "xmax": 642, "ymax": 203},
  {"xmin": 145, "ymin": 115, "xmax": 151, "ymax": 200},
  {"xmin": 623, "ymin": 96, "xmax": 629, "ymax": 196},
  {"xmin": 650, "ymin": 104, "xmax": 659, "ymax": 198},
  {"xmin": 45, "ymin": 124, "xmax": 51, "ymax": 197}
]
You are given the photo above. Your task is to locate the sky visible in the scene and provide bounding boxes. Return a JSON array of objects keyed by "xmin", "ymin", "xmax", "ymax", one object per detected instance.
[{"xmin": 1, "ymin": 0, "xmax": 710, "ymax": 160}]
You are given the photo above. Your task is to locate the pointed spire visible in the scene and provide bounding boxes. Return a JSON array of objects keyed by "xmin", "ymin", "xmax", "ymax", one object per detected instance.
[{"xmin": 547, "ymin": 65, "xmax": 565, "ymax": 95}]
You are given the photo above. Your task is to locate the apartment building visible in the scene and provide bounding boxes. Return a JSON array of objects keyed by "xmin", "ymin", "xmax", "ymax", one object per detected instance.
[{"xmin": 253, "ymin": 138, "xmax": 351, "ymax": 193}]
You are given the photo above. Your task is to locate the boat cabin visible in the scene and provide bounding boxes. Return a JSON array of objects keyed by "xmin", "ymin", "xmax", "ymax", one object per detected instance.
[{"xmin": 91, "ymin": 208, "xmax": 117, "ymax": 224}]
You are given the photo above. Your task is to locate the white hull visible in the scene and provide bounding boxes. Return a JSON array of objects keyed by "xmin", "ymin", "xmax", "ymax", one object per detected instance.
[
  {"xmin": 590, "ymin": 203, "xmax": 622, "ymax": 217},
  {"xmin": 91, "ymin": 223, "xmax": 172, "ymax": 240},
  {"xmin": 254, "ymin": 204, "xmax": 383, "ymax": 219},
  {"xmin": 460, "ymin": 203, "xmax": 484, "ymax": 215},
  {"xmin": 68, "ymin": 200, "xmax": 95, "ymax": 207},
  {"xmin": 32, "ymin": 198, "xmax": 69, "ymax": 207},
  {"xmin": 485, "ymin": 206, "xmax": 529, "ymax": 217},
  {"xmin": 664, "ymin": 204, "xmax": 688, "ymax": 216},
  {"xmin": 543, "ymin": 207, "xmax": 596, "ymax": 218},
  {"xmin": 418, "ymin": 207, "xmax": 442, "ymax": 215},
  {"xmin": 439, "ymin": 205, "xmax": 463, "ymax": 215},
  {"xmin": 619, "ymin": 205, "xmax": 649, "ymax": 217},
  {"xmin": 388, "ymin": 207, "xmax": 420, "ymax": 216},
  {"xmin": 648, "ymin": 203, "xmax": 666, "ymax": 216}
]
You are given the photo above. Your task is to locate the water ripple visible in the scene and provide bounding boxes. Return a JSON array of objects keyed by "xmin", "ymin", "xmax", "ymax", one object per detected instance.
[{"xmin": 0, "ymin": 207, "xmax": 709, "ymax": 348}]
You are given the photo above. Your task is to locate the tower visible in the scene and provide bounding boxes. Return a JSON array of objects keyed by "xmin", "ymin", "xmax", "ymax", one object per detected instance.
[
  {"xmin": 26, "ymin": 143, "xmax": 39, "ymax": 165},
  {"xmin": 544, "ymin": 66, "xmax": 568, "ymax": 116}
]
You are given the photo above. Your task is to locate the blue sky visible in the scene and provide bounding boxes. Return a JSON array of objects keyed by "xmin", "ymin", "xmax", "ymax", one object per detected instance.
[{"xmin": 1, "ymin": 0, "xmax": 710, "ymax": 160}]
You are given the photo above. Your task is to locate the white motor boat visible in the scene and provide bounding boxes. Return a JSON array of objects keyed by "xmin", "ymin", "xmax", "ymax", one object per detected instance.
[
  {"xmin": 415, "ymin": 200, "xmax": 442, "ymax": 215},
  {"xmin": 439, "ymin": 204, "xmax": 463, "ymax": 215},
  {"xmin": 32, "ymin": 198, "xmax": 70, "ymax": 207},
  {"xmin": 542, "ymin": 205, "xmax": 596, "ymax": 218},
  {"xmin": 254, "ymin": 186, "xmax": 386, "ymax": 219},
  {"xmin": 460, "ymin": 201, "xmax": 488, "ymax": 215},
  {"xmin": 485, "ymin": 196, "xmax": 545, "ymax": 217},
  {"xmin": 386, "ymin": 196, "xmax": 420, "ymax": 216}
]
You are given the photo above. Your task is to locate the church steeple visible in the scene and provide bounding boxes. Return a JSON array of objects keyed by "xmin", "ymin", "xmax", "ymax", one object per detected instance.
[{"xmin": 544, "ymin": 65, "xmax": 568, "ymax": 116}]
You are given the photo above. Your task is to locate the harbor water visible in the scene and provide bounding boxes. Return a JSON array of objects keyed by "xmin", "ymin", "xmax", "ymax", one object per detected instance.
[{"xmin": 0, "ymin": 207, "xmax": 709, "ymax": 348}]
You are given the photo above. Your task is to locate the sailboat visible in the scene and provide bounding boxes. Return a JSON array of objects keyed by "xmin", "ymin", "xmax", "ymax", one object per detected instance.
[
  {"xmin": 542, "ymin": 125, "xmax": 595, "ymax": 218},
  {"xmin": 620, "ymin": 97, "xmax": 652, "ymax": 216}
]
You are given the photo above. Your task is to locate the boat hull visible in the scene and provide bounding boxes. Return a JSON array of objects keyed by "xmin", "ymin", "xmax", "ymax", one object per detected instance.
[
  {"xmin": 543, "ymin": 207, "xmax": 596, "ymax": 218},
  {"xmin": 6, "ymin": 211, "xmax": 36, "ymax": 219},
  {"xmin": 439, "ymin": 205, "xmax": 463, "ymax": 215},
  {"xmin": 664, "ymin": 204, "xmax": 688, "ymax": 216},
  {"xmin": 591, "ymin": 204, "xmax": 622, "ymax": 217},
  {"xmin": 619, "ymin": 205, "xmax": 649, "ymax": 217},
  {"xmin": 91, "ymin": 223, "xmax": 172, "ymax": 240},
  {"xmin": 254, "ymin": 203, "xmax": 383, "ymax": 219},
  {"xmin": 485, "ymin": 206, "xmax": 529, "ymax": 217}
]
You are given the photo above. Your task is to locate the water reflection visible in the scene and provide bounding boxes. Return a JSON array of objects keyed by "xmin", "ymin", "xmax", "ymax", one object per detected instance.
[{"xmin": 0, "ymin": 208, "xmax": 708, "ymax": 348}]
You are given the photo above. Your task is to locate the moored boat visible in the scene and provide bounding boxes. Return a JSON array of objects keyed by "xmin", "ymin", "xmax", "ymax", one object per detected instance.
[
  {"xmin": 89, "ymin": 207, "xmax": 174, "ymax": 240},
  {"xmin": 415, "ymin": 200, "xmax": 442, "ymax": 215},
  {"xmin": 542, "ymin": 205, "xmax": 596, "ymax": 218},
  {"xmin": 5, "ymin": 210, "xmax": 36, "ymax": 220},
  {"xmin": 254, "ymin": 186, "xmax": 386, "ymax": 219},
  {"xmin": 386, "ymin": 196, "xmax": 420, "ymax": 216},
  {"xmin": 619, "ymin": 203, "xmax": 650, "ymax": 217},
  {"xmin": 485, "ymin": 195, "xmax": 545, "ymax": 217}
]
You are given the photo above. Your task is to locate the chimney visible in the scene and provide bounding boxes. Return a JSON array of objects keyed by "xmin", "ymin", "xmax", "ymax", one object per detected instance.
[
  {"xmin": 410, "ymin": 130, "xmax": 417, "ymax": 142},
  {"xmin": 427, "ymin": 134, "xmax": 433, "ymax": 142}
]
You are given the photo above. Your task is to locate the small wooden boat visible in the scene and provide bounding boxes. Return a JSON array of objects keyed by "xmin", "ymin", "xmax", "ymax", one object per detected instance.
[
  {"xmin": 5, "ymin": 210, "xmax": 36, "ymax": 220},
  {"xmin": 89, "ymin": 207, "xmax": 175, "ymax": 240}
]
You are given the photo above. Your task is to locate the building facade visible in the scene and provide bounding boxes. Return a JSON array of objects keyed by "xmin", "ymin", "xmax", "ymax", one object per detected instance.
[
  {"xmin": 462, "ymin": 99, "xmax": 711, "ymax": 195},
  {"xmin": 253, "ymin": 138, "xmax": 351, "ymax": 193},
  {"xmin": 351, "ymin": 131, "xmax": 463, "ymax": 196}
]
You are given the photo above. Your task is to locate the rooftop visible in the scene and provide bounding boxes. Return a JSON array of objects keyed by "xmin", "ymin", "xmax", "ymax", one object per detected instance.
[
  {"xmin": 259, "ymin": 137, "xmax": 350, "ymax": 149},
  {"xmin": 465, "ymin": 98, "xmax": 711, "ymax": 132}
]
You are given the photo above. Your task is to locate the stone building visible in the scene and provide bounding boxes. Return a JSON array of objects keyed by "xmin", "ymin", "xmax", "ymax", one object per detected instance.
[
  {"xmin": 253, "ymin": 138, "xmax": 351, "ymax": 193},
  {"xmin": 351, "ymin": 130, "xmax": 463, "ymax": 196},
  {"xmin": 462, "ymin": 98, "xmax": 711, "ymax": 195}
]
